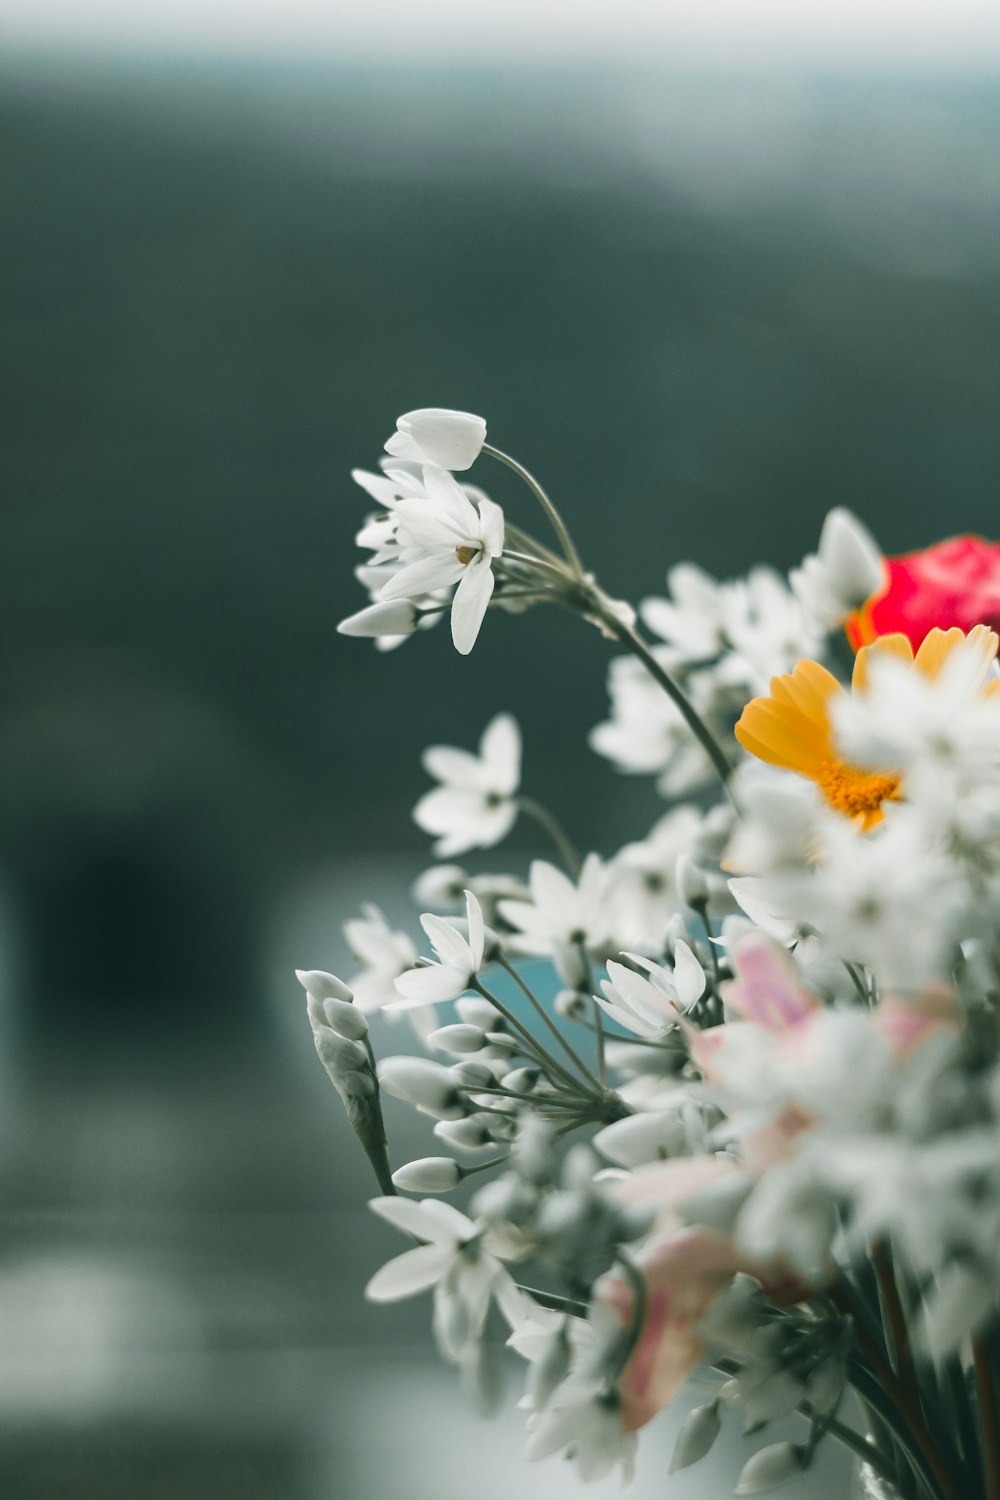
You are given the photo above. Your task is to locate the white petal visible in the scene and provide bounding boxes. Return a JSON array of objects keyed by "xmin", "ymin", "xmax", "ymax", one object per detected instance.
[
  {"xmin": 370, "ymin": 1195, "xmax": 461, "ymax": 1244},
  {"xmin": 451, "ymin": 559, "xmax": 495, "ymax": 655},
  {"xmin": 479, "ymin": 713, "xmax": 521, "ymax": 793},
  {"xmin": 365, "ymin": 1243, "xmax": 453, "ymax": 1301},
  {"xmin": 465, "ymin": 889, "xmax": 485, "ymax": 971},
  {"xmin": 393, "ymin": 963, "xmax": 470, "ymax": 1005},
  {"xmin": 380, "ymin": 554, "xmax": 463, "ymax": 600},
  {"xmin": 672, "ymin": 938, "xmax": 707, "ymax": 1011},
  {"xmin": 530, "ymin": 860, "xmax": 580, "ymax": 929},
  {"xmin": 420, "ymin": 913, "xmax": 473, "ymax": 968},
  {"xmin": 422, "ymin": 745, "xmax": 487, "ymax": 789},
  {"xmin": 476, "ymin": 496, "xmax": 505, "ymax": 556}
]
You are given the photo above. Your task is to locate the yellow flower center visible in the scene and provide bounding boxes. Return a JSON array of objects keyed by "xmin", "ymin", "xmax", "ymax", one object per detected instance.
[
  {"xmin": 815, "ymin": 759, "xmax": 901, "ymax": 819},
  {"xmin": 455, "ymin": 545, "xmax": 477, "ymax": 565}
]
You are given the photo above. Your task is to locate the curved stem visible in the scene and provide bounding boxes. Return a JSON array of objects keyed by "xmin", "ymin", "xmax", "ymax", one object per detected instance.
[
  {"xmin": 471, "ymin": 978, "xmax": 588, "ymax": 1096},
  {"xmin": 597, "ymin": 610, "xmax": 736, "ymax": 804},
  {"xmin": 516, "ymin": 796, "xmax": 582, "ymax": 875},
  {"xmin": 483, "ymin": 444, "xmax": 585, "ymax": 578}
]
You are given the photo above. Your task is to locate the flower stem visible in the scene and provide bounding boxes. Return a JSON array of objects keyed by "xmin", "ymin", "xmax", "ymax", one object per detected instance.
[
  {"xmin": 495, "ymin": 955, "xmax": 606, "ymax": 1094},
  {"xmin": 483, "ymin": 444, "xmax": 586, "ymax": 578},
  {"xmin": 516, "ymin": 796, "xmax": 582, "ymax": 875},
  {"xmin": 594, "ymin": 607, "xmax": 737, "ymax": 804},
  {"xmin": 472, "ymin": 977, "xmax": 591, "ymax": 1096}
]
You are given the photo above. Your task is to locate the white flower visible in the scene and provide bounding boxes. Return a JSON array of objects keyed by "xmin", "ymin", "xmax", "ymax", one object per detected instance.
[
  {"xmin": 526, "ymin": 1384, "xmax": 637, "ymax": 1485},
  {"xmin": 498, "ymin": 855, "xmax": 614, "ymax": 962},
  {"xmin": 413, "ymin": 714, "xmax": 521, "ymax": 857},
  {"xmin": 392, "ymin": 890, "xmax": 487, "ymax": 1007},
  {"xmin": 640, "ymin": 563, "xmax": 732, "ymax": 661},
  {"xmin": 365, "ymin": 1194, "xmax": 527, "ymax": 1363},
  {"xmin": 790, "ymin": 508, "xmax": 884, "ymax": 633},
  {"xmin": 597, "ymin": 944, "xmax": 705, "ymax": 1038},
  {"xmin": 384, "ymin": 408, "xmax": 487, "ymax": 472},
  {"xmin": 377, "ymin": 466, "xmax": 504, "ymax": 654},
  {"xmin": 832, "ymin": 627, "xmax": 1000, "ymax": 795},
  {"xmin": 343, "ymin": 905, "xmax": 418, "ymax": 1013}
]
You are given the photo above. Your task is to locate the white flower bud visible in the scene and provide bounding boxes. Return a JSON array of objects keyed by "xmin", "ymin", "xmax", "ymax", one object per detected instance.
[
  {"xmin": 384, "ymin": 408, "xmax": 487, "ymax": 472},
  {"xmin": 501, "ymin": 1066, "xmax": 539, "ymax": 1095},
  {"xmin": 413, "ymin": 864, "xmax": 467, "ymax": 909},
  {"xmin": 449, "ymin": 1061, "xmax": 496, "ymax": 1089},
  {"xmin": 676, "ymin": 854, "xmax": 711, "ymax": 909},
  {"xmin": 434, "ymin": 1114, "xmax": 498, "ymax": 1152},
  {"xmin": 296, "ymin": 969, "xmax": 354, "ymax": 1003},
  {"xmin": 594, "ymin": 1110, "xmax": 687, "ymax": 1169},
  {"xmin": 555, "ymin": 989, "xmax": 590, "ymax": 1022},
  {"xmin": 314, "ymin": 1027, "xmax": 367, "ymax": 1076},
  {"xmin": 429, "ymin": 1023, "xmax": 488, "ymax": 1055},
  {"xmin": 734, "ymin": 1441, "xmax": 805, "ymax": 1494},
  {"xmin": 391, "ymin": 1156, "xmax": 463, "ymax": 1193},
  {"xmin": 322, "ymin": 996, "xmax": 369, "ymax": 1041},
  {"xmin": 669, "ymin": 1401, "xmax": 721, "ymax": 1474},
  {"xmin": 338, "ymin": 600, "xmax": 419, "ymax": 639},
  {"xmin": 378, "ymin": 1056, "xmax": 465, "ymax": 1118}
]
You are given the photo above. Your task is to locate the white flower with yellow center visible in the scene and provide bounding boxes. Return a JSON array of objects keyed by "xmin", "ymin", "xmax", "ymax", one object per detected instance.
[{"xmin": 377, "ymin": 466, "xmax": 504, "ymax": 655}]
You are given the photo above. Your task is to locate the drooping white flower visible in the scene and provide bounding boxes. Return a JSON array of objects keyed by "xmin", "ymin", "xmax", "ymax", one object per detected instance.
[
  {"xmin": 597, "ymin": 944, "xmax": 705, "ymax": 1039},
  {"xmin": 392, "ymin": 890, "xmax": 487, "ymax": 1007},
  {"xmin": 413, "ymin": 714, "xmax": 521, "ymax": 857},
  {"xmin": 790, "ymin": 508, "xmax": 884, "ymax": 634},
  {"xmin": 376, "ymin": 466, "xmax": 504, "ymax": 654},
  {"xmin": 384, "ymin": 408, "xmax": 487, "ymax": 472}
]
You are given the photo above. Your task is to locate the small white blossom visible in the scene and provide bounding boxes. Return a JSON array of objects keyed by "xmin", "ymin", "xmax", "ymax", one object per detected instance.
[
  {"xmin": 414, "ymin": 714, "xmax": 521, "ymax": 857},
  {"xmin": 498, "ymin": 855, "xmax": 616, "ymax": 964}
]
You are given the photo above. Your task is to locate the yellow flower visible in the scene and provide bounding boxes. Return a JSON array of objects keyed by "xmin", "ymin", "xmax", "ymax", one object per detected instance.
[{"xmin": 735, "ymin": 626, "xmax": 1000, "ymax": 830}]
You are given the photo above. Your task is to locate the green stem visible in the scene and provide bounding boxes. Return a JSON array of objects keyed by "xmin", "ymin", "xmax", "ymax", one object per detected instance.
[
  {"xmin": 516, "ymin": 796, "xmax": 582, "ymax": 875},
  {"xmin": 496, "ymin": 955, "xmax": 606, "ymax": 1094},
  {"xmin": 472, "ymin": 978, "xmax": 589, "ymax": 1096},
  {"xmin": 483, "ymin": 443, "xmax": 585, "ymax": 578},
  {"xmin": 597, "ymin": 609, "xmax": 736, "ymax": 803}
]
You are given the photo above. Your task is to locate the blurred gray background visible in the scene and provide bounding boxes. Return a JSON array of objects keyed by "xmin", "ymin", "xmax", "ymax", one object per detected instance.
[{"xmin": 2, "ymin": 7, "xmax": 1000, "ymax": 1494}]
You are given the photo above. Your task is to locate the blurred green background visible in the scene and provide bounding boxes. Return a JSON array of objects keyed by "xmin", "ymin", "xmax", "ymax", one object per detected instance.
[{"xmin": 2, "ymin": 49, "xmax": 999, "ymax": 1497}]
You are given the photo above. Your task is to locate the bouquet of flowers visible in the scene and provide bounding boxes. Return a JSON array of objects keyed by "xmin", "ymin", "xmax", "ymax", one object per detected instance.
[{"xmin": 298, "ymin": 407, "xmax": 1000, "ymax": 1497}]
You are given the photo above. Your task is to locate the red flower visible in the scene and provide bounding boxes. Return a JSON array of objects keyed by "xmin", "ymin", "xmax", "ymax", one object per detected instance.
[{"xmin": 848, "ymin": 534, "xmax": 1000, "ymax": 651}]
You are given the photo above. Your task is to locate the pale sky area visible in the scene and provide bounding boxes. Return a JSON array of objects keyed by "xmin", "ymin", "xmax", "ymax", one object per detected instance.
[{"xmin": 4, "ymin": 0, "xmax": 1000, "ymax": 65}]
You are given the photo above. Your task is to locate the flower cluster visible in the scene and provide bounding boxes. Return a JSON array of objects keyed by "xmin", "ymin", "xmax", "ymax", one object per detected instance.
[{"xmin": 301, "ymin": 409, "xmax": 1000, "ymax": 1496}]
